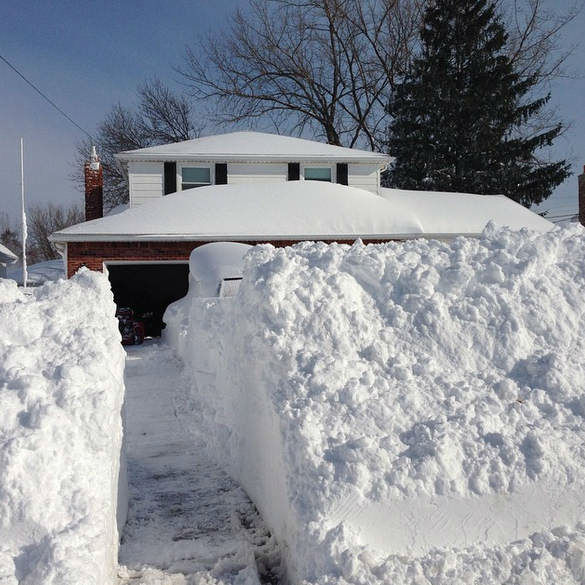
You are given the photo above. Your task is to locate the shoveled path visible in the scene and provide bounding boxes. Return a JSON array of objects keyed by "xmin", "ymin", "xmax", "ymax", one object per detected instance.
[{"xmin": 117, "ymin": 341, "xmax": 279, "ymax": 585}]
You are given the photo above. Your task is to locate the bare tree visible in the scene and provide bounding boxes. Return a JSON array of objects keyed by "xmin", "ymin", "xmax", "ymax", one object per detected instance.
[
  {"xmin": 27, "ymin": 203, "xmax": 84, "ymax": 261},
  {"xmin": 180, "ymin": 0, "xmax": 579, "ymax": 150},
  {"xmin": 0, "ymin": 212, "xmax": 21, "ymax": 259},
  {"xmin": 73, "ymin": 79, "xmax": 203, "ymax": 211},
  {"xmin": 181, "ymin": 0, "xmax": 423, "ymax": 149}
]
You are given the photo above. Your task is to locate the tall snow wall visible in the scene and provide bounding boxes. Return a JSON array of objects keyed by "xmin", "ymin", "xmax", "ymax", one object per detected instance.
[
  {"xmin": 0, "ymin": 270, "xmax": 126, "ymax": 585},
  {"xmin": 165, "ymin": 225, "xmax": 585, "ymax": 584}
]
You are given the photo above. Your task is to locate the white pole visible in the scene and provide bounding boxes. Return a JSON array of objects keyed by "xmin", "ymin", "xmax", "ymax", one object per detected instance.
[{"xmin": 20, "ymin": 138, "xmax": 27, "ymax": 289}]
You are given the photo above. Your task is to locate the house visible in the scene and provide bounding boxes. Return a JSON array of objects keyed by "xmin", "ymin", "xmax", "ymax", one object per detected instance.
[
  {"xmin": 50, "ymin": 131, "xmax": 552, "ymax": 333},
  {"xmin": 115, "ymin": 131, "xmax": 388, "ymax": 211},
  {"xmin": 0, "ymin": 243, "xmax": 18, "ymax": 278}
]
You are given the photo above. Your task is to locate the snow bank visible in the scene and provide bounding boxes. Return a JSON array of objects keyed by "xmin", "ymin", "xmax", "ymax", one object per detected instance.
[
  {"xmin": 0, "ymin": 269, "xmax": 126, "ymax": 585},
  {"xmin": 6, "ymin": 259, "xmax": 65, "ymax": 286},
  {"xmin": 165, "ymin": 224, "xmax": 585, "ymax": 584}
]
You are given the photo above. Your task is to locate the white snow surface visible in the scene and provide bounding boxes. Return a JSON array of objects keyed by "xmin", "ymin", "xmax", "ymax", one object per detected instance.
[
  {"xmin": 118, "ymin": 343, "xmax": 279, "ymax": 585},
  {"xmin": 6, "ymin": 259, "xmax": 65, "ymax": 286},
  {"xmin": 51, "ymin": 182, "xmax": 551, "ymax": 243},
  {"xmin": 116, "ymin": 131, "xmax": 389, "ymax": 163},
  {"xmin": 0, "ymin": 270, "xmax": 126, "ymax": 585},
  {"xmin": 165, "ymin": 224, "xmax": 585, "ymax": 584},
  {"xmin": 379, "ymin": 186, "xmax": 552, "ymax": 235}
]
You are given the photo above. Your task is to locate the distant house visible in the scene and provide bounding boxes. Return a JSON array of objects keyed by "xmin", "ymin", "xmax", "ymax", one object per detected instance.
[
  {"xmin": 0, "ymin": 243, "xmax": 17, "ymax": 278},
  {"xmin": 50, "ymin": 130, "xmax": 552, "ymax": 333}
]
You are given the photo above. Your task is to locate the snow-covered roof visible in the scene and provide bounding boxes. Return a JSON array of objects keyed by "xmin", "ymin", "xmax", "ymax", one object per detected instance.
[
  {"xmin": 115, "ymin": 131, "xmax": 390, "ymax": 165},
  {"xmin": 379, "ymin": 187, "xmax": 552, "ymax": 235},
  {"xmin": 51, "ymin": 182, "xmax": 551, "ymax": 244},
  {"xmin": 0, "ymin": 243, "xmax": 18, "ymax": 265}
]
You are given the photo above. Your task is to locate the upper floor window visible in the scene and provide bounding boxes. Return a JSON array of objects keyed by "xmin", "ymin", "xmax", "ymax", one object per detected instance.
[
  {"xmin": 182, "ymin": 167, "xmax": 211, "ymax": 190},
  {"xmin": 304, "ymin": 167, "xmax": 332, "ymax": 182}
]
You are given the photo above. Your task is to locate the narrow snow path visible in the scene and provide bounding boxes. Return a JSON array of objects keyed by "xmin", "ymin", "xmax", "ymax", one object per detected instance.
[{"xmin": 118, "ymin": 341, "xmax": 279, "ymax": 585}]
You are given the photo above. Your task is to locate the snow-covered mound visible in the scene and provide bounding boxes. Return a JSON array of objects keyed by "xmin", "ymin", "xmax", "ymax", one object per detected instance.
[
  {"xmin": 189, "ymin": 242, "xmax": 252, "ymax": 297},
  {"xmin": 0, "ymin": 270, "xmax": 126, "ymax": 585},
  {"xmin": 6, "ymin": 259, "xmax": 65, "ymax": 286},
  {"xmin": 166, "ymin": 224, "xmax": 585, "ymax": 584}
]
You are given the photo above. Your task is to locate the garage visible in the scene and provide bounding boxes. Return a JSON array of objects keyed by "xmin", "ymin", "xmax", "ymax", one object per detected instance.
[{"xmin": 107, "ymin": 263, "xmax": 189, "ymax": 337}]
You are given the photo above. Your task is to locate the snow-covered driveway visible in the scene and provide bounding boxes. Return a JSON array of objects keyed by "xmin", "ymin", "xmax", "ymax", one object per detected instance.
[{"xmin": 118, "ymin": 342, "xmax": 279, "ymax": 585}]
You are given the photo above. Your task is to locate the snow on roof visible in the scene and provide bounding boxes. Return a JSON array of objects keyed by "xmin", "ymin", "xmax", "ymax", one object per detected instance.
[
  {"xmin": 115, "ymin": 131, "xmax": 390, "ymax": 164},
  {"xmin": 51, "ymin": 182, "xmax": 552, "ymax": 243},
  {"xmin": 379, "ymin": 187, "xmax": 552, "ymax": 234},
  {"xmin": 6, "ymin": 259, "xmax": 64, "ymax": 285},
  {"xmin": 0, "ymin": 242, "xmax": 18, "ymax": 264}
]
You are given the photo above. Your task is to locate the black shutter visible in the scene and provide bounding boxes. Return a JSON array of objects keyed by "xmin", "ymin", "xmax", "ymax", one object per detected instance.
[
  {"xmin": 215, "ymin": 163, "xmax": 228, "ymax": 185},
  {"xmin": 288, "ymin": 162, "xmax": 300, "ymax": 181},
  {"xmin": 164, "ymin": 162, "xmax": 177, "ymax": 194},
  {"xmin": 336, "ymin": 163, "xmax": 348, "ymax": 185}
]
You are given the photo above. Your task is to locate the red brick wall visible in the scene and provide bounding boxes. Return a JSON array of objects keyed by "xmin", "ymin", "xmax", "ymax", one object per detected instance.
[{"xmin": 66, "ymin": 239, "xmax": 392, "ymax": 278}]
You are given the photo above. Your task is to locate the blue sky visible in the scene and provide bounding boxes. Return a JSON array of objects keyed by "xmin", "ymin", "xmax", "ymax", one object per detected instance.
[{"xmin": 0, "ymin": 0, "xmax": 583, "ymax": 223}]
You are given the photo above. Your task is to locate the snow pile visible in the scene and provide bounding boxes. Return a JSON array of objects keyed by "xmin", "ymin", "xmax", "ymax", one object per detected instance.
[
  {"xmin": 0, "ymin": 269, "xmax": 126, "ymax": 585},
  {"xmin": 165, "ymin": 224, "xmax": 585, "ymax": 584},
  {"xmin": 6, "ymin": 259, "xmax": 65, "ymax": 286}
]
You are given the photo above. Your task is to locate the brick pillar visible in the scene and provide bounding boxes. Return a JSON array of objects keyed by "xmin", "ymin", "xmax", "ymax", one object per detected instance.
[
  {"xmin": 580, "ymin": 165, "xmax": 585, "ymax": 227},
  {"xmin": 85, "ymin": 146, "xmax": 103, "ymax": 221}
]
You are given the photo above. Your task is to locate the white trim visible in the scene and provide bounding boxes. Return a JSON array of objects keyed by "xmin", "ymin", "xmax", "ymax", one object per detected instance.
[
  {"xmin": 117, "ymin": 154, "xmax": 390, "ymax": 165},
  {"xmin": 52, "ymin": 232, "xmax": 479, "ymax": 243},
  {"xmin": 104, "ymin": 260, "xmax": 190, "ymax": 266}
]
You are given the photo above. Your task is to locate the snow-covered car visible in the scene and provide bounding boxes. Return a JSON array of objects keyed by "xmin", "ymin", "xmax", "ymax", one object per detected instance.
[{"xmin": 188, "ymin": 242, "xmax": 252, "ymax": 298}]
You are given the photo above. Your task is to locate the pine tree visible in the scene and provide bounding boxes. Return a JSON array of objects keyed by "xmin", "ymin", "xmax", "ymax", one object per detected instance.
[{"xmin": 386, "ymin": 0, "xmax": 570, "ymax": 207}]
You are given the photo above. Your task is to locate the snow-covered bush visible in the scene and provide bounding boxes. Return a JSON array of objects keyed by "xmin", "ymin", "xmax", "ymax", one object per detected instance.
[
  {"xmin": 0, "ymin": 269, "xmax": 126, "ymax": 585},
  {"xmin": 165, "ymin": 225, "xmax": 585, "ymax": 584}
]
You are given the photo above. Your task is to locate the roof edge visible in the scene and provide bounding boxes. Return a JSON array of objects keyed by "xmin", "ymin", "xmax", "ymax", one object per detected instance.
[
  {"xmin": 49, "ymin": 232, "xmax": 480, "ymax": 244},
  {"xmin": 115, "ymin": 152, "xmax": 391, "ymax": 164}
]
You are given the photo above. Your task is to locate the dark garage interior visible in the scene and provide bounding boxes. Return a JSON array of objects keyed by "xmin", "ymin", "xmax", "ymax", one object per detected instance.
[{"xmin": 107, "ymin": 263, "xmax": 189, "ymax": 337}]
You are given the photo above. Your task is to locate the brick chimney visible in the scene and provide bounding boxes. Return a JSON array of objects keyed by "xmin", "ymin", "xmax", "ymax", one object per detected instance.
[
  {"xmin": 85, "ymin": 146, "xmax": 103, "ymax": 221},
  {"xmin": 580, "ymin": 165, "xmax": 585, "ymax": 227}
]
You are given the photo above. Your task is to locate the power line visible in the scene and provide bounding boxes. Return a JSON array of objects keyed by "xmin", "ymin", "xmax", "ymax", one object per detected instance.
[{"xmin": 0, "ymin": 53, "xmax": 93, "ymax": 140}]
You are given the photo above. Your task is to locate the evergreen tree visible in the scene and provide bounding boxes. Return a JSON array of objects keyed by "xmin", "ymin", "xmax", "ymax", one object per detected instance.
[{"xmin": 386, "ymin": 0, "xmax": 570, "ymax": 207}]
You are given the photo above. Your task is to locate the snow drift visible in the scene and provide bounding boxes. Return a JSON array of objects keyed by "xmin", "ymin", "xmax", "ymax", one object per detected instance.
[
  {"xmin": 165, "ymin": 225, "xmax": 585, "ymax": 584},
  {"xmin": 0, "ymin": 270, "xmax": 126, "ymax": 585}
]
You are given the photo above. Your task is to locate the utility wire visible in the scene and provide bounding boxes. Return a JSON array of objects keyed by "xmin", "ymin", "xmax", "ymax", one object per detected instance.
[{"xmin": 0, "ymin": 53, "xmax": 93, "ymax": 140}]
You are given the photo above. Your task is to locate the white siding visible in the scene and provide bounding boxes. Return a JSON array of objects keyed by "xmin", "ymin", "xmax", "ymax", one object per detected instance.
[
  {"xmin": 227, "ymin": 163, "xmax": 288, "ymax": 184},
  {"xmin": 348, "ymin": 164, "xmax": 379, "ymax": 194},
  {"xmin": 129, "ymin": 162, "xmax": 164, "ymax": 207}
]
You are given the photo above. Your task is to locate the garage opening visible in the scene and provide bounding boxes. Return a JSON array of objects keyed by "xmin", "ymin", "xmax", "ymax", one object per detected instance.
[{"xmin": 107, "ymin": 263, "xmax": 189, "ymax": 337}]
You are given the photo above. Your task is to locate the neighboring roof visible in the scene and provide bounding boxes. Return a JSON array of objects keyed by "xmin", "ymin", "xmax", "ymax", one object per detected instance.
[
  {"xmin": 115, "ymin": 131, "xmax": 390, "ymax": 165},
  {"xmin": 50, "ymin": 182, "xmax": 551, "ymax": 244},
  {"xmin": 379, "ymin": 188, "xmax": 552, "ymax": 235},
  {"xmin": 6, "ymin": 259, "xmax": 64, "ymax": 285},
  {"xmin": 0, "ymin": 243, "xmax": 18, "ymax": 265}
]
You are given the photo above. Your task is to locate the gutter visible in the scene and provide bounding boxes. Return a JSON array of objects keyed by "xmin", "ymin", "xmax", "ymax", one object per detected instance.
[
  {"xmin": 49, "ymin": 232, "xmax": 481, "ymax": 244},
  {"xmin": 114, "ymin": 153, "xmax": 392, "ymax": 165}
]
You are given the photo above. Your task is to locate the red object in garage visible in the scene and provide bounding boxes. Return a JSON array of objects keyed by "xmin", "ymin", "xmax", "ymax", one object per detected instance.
[{"xmin": 116, "ymin": 307, "xmax": 145, "ymax": 345}]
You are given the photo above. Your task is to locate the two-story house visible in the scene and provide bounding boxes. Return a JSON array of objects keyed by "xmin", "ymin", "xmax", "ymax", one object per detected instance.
[{"xmin": 51, "ymin": 131, "xmax": 551, "ymax": 335}]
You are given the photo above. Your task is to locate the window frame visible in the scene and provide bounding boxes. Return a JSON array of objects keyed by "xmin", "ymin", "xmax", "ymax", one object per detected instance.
[
  {"xmin": 177, "ymin": 162, "xmax": 214, "ymax": 191},
  {"xmin": 301, "ymin": 163, "xmax": 335, "ymax": 183}
]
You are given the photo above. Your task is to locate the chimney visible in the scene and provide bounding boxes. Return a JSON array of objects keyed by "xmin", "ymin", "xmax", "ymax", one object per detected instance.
[
  {"xmin": 85, "ymin": 146, "xmax": 103, "ymax": 221},
  {"xmin": 578, "ymin": 166, "xmax": 585, "ymax": 225}
]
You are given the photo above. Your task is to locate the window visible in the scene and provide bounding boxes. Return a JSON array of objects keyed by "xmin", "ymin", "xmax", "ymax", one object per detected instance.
[
  {"xmin": 304, "ymin": 167, "xmax": 332, "ymax": 182},
  {"xmin": 181, "ymin": 167, "xmax": 211, "ymax": 190}
]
